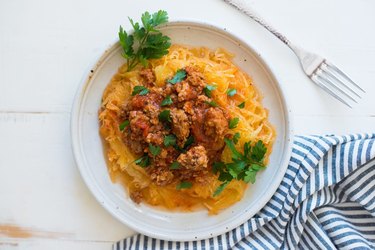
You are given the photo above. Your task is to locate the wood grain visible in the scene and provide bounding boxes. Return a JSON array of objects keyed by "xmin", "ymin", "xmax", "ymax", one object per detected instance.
[{"xmin": 0, "ymin": 224, "xmax": 72, "ymax": 239}]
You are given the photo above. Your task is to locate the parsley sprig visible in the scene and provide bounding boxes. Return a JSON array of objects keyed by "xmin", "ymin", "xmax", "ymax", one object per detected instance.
[
  {"xmin": 213, "ymin": 136, "xmax": 267, "ymax": 197},
  {"xmin": 119, "ymin": 10, "xmax": 171, "ymax": 71}
]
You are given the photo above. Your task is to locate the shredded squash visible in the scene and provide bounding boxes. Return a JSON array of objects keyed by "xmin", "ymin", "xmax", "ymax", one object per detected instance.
[{"xmin": 99, "ymin": 45, "xmax": 275, "ymax": 214}]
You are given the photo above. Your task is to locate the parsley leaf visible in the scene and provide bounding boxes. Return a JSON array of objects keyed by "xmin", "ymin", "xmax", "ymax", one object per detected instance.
[
  {"xmin": 238, "ymin": 102, "xmax": 245, "ymax": 109},
  {"xmin": 213, "ymin": 181, "xmax": 229, "ymax": 197},
  {"xmin": 183, "ymin": 135, "xmax": 195, "ymax": 149},
  {"xmin": 164, "ymin": 134, "xmax": 177, "ymax": 147},
  {"xmin": 119, "ymin": 26, "xmax": 134, "ymax": 59},
  {"xmin": 119, "ymin": 10, "xmax": 171, "ymax": 71},
  {"xmin": 204, "ymin": 84, "xmax": 217, "ymax": 97},
  {"xmin": 229, "ymin": 117, "xmax": 239, "ymax": 129},
  {"xmin": 135, "ymin": 154, "xmax": 150, "ymax": 167},
  {"xmin": 149, "ymin": 144, "xmax": 161, "ymax": 156},
  {"xmin": 151, "ymin": 10, "xmax": 169, "ymax": 26},
  {"xmin": 227, "ymin": 161, "xmax": 247, "ymax": 179},
  {"xmin": 213, "ymin": 162, "xmax": 226, "ymax": 174},
  {"xmin": 132, "ymin": 85, "xmax": 149, "ymax": 96},
  {"xmin": 224, "ymin": 138, "xmax": 243, "ymax": 161},
  {"xmin": 168, "ymin": 69, "xmax": 187, "ymax": 84},
  {"xmin": 173, "ymin": 135, "xmax": 195, "ymax": 153},
  {"xmin": 170, "ymin": 161, "xmax": 180, "ymax": 170},
  {"xmin": 244, "ymin": 142, "xmax": 251, "ymax": 158},
  {"xmin": 244, "ymin": 169, "xmax": 257, "ymax": 183},
  {"xmin": 232, "ymin": 132, "xmax": 240, "ymax": 144},
  {"xmin": 251, "ymin": 140, "xmax": 267, "ymax": 162},
  {"xmin": 158, "ymin": 110, "xmax": 171, "ymax": 122},
  {"xmin": 205, "ymin": 100, "xmax": 219, "ymax": 107},
  {"xmin": 176, "ymin": 181, "xmax": 192, "ymax": 190},
  {"xmin": 218, "ymin": 171, "xmax": 233, "ymax": 182},
  {"xmin": 161, "ymin": 95, "xmax": 173, "ymax": 106},
  {"xmin": 226, "ymin": 88, "xmax": 237, "ymax": 97},
  {"xmin": 119, "ymin": 120, "xmax": 130, "ymax": 131}
]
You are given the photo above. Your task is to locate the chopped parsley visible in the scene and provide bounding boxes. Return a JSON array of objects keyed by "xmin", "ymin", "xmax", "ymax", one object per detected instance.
[
  {"xmin": 229, "ymin": 117, "xmax": 239, "ymax": 129},
  {"xmin": 149, "ymin": 144, "xmax": 161, "ymax": 156},
  {"xmin": 226, "ymin": 88, "xmax": 237, "ymax": 97},
  {"xmin": 164, "ymin": 134, "xmax": 177, "ymax": 147},
  {"xmin": 238, "ymin": 102, "xmax": 245, "ymax": 109},
  {"xmin": 176, "ymin": 181, "xmax": 192, "ymax": 190},
  {"xmin": 168, "ymin": 69, "xmax": 187, "ymax": 84},
  {"xmin": 158, "ymin": 110, "xmax": 171, "ymax": 122},
  {"xmin": 183, "ymin": 135, "xmax": 195, "ymax": 149},
  {"xmin": 119, "ymin": 120, "xmax": 130, "ymax": 131},
  {"xmin": 232, "ymin": 132, "xmax": 240, "ymax": 144},
  {"xmin": 204, "ymin": 84, "xmax": 217, "ymax": 97},
  {"xmin": 135, "ymin": 154, "xmax": 150, "ymax": 167},
  {"xmin": 161, "ymin": 95, "xmax": 173, "ymax": 106},
  {"xmin": 170, "ymin": 161, "xmax": 180, "ymax": 170},
  {"xmin": 131, "ymin": 85, "xmax": 149, "ymax": 96},
  {"xmin": 205, "ymin": 100, "xmax": 218, "ymax": 107}
]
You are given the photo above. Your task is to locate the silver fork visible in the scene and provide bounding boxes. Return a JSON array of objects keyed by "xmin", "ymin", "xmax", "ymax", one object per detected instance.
[{"xmin": 224, "ymin": 0, "xmax": 365, "ymax": 108}]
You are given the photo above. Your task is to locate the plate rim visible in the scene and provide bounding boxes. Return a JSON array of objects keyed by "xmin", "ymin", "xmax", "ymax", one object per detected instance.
[{"xmin": 71, "ymin": 20, "xmax": 294, "ymax": 241}]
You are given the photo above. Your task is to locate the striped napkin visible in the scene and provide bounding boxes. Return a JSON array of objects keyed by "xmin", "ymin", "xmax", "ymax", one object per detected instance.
[{"xmin": 114, "ymin": 134, "xmax": 375, "ymax": 250}]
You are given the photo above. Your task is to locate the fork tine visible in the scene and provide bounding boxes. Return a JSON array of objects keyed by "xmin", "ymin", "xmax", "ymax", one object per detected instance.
[
  {"xmin": 321, "ymin": 66, "xmax": 361, "ymax": 99},
  {"xmin": 317, "ymin": 70, "xmax": 358, "ymax": 103},
  {"xmin": 313, "ymin": 75, "xmax": 352, "ymax": 108},
  {"xmin": 324, "ymin": 61, "xmax": 365, "ymax": 93}
]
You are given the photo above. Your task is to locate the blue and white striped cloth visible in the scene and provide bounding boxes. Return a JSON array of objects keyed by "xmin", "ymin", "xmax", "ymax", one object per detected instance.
[{"xmin": 115, "ymin": 134, "xmax": 375, "ymax": 249}]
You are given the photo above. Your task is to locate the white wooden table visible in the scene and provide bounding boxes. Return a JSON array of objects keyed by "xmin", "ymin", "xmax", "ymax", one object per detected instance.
[{"xmin": 0, "ymin": 0, "xmax": 374, "ymax": 249}]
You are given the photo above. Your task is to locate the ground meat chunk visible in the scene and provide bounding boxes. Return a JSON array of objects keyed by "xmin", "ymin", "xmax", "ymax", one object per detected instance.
[
  {"xmin": 129, "ymin": 111, "xmax": 151, "ymax": 139},
  {"xmin": 170, "ymin": 108, "xmax": 190, "ymax": 146},
  {"xmin": 183, "ymin": 101, "xmax": 194, "ymax": 116},
  {"xmin": 196, "ymin": 95, "xmax": 210, "ymax": 105},
  {"xmin": 149, "ymin": 167, "xmax": 174, "ymax": 186},
  {"xmin": 204, "ymin": 107, "xmax": 228, "ymax": 139},
  {"xmin": 128, "ymin": 92, "xmax": 163, "ymax": 111},
  {"xmin": 185, "ymin": 66, "xmax": 205, "ymax": 88},
  {"xmin": 177, "ymin": 145, "xmax": 208, "ymax": 172},
  {"xmin": 174, "ymin": 67, "xmax": 205, "ymax": 102},
  {"xmin": 139, "ymin": 68, "xmax": 155, "ymax": 86},
  {"xmin": 144, "ymin": 104, "xmax": 160, "ymax": 125},
  {"xmin": 146, "ymin": 131, "xmax": 164, "ymax": 146},
  {"xmin": 175, "ymin": 81, "xmax": 199, "ymax": 102},
  {"xmin": 163, "ymin": 83, "xmax": 175, "ymax": 96},
  {"xmin": 128, "ymin": 94, "xmax": 148, "ymax": 110},
  {"xmin": 130, "ymin": 190, "xmax": 143, "ymax": 203}
]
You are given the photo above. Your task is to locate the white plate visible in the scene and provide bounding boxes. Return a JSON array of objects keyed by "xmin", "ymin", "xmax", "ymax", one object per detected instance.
[{"xmin": 71, "ymin": 21, "xmax": 293, "ymax": 241}]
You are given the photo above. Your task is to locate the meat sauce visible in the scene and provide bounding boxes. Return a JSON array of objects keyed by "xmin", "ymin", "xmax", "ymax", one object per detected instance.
[{"xmin": 120, "ymin": 67, "xmax": 231, "ymax": 202}]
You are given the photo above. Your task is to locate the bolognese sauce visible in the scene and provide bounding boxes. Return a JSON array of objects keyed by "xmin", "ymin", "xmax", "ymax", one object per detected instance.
[{"xmin": 120, "ymin": 67, "xmax": 231, "ymax": 199}]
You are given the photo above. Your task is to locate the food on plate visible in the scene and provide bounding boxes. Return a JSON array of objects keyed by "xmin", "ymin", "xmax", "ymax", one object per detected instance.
[{"xmin": 99, "ymin": 10, "xmax": 275, "ymax": 214}]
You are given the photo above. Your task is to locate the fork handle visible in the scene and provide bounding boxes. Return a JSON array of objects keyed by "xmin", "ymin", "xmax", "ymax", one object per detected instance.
[
  {"xmin": 224, "ymin": 0, "xmax": 291, "ymax": 47},
  {"xmin": 224, "ymin": 0, "xmax": 325, "ymax": 75}
]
